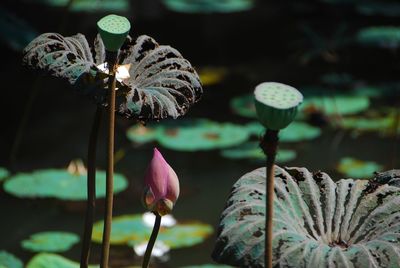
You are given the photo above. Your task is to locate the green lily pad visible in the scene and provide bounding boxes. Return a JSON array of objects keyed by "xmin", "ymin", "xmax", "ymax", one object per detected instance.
[
  {"xmin": 126, "ymin": 124, "xmax": 160, "ymax": 144},
  {"xmin": 0, "ymin": 167, "xmax": 9, "ymax": 181},
  {"xmin": 246, "ymin": 122, "xmax": 321, "ymax": 142},
  {"xmin": 162, "ymin": 0, "xmax": 254, "ymax": 13},
  {"xmin": 23, "ymin": 0, "xmax": 129, "ymax": 12},
  {"xmin": 21, "ymin": 232, "xmax": 80, "ymax": 252},
  {"xmin": 92, "ymin": 214, "xmax": 213, "ymax": 249},
  {"xmin": 357, "ymin": 26, "xmax": 400, "ymax": 49},
  {"xmin": 230, "ymin": 94, "xmax": 256, "ymax": 118},
  {"xmin": 156, "ymin": 119, "xmax": 250, "ymax": 151},
  {"xmin": 340, "ymin": 111, "xmax": 400, "ymax": 135},
  {"xmin": 26, "ymin": 253, "xmax": 98, "ymax": 268},
  {"xmin": 0, "ymin": 251, "xmax": 23, "ymax": 268},
  {"xmin": 220, "ymin": 142, "xmax": 296, "ymax": 163},
  {"xmin": 181, "ymin": 265, "xmax": 232, "ymax": 268},
  {"xmin": 337, "ymin": 157, "xmax": 383, "ymax": 179},
  {"xmin": 4, "ymin": 169, "xmax": 128, "ymax": 201}
]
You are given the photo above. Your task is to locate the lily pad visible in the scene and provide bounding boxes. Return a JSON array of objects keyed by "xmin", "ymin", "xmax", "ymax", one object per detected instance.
[
  {"xmin": 157, "ymin": 119, "xmax": 250, "ymax": 151},
  {"xmin": 0, "ymin": 168, "xmax": 9, "ymax": 181},
  {"xmin": 220, "ymin": 142, "xmax": 296, "ymax": 163},
  {"xmin": 92, "ymin": 214, "xmax": 213, "ymax": 249},
  {"xmin": 162, "ymin": 0, "xmax": 254, "ymax": 13},
  {"xmin": 4, "ymin": 168, "xmax": 128, "ymax": 201},
  {"xmin": 337, "ymin": 157, "xmax": 383, "ymax": 179},
  {"xmin": 181, "ymin": 265, "xmax": 232, "ymax": 268},
  {"xmin": 21, "ymin": 231, "xmax": 80, "ymax": 253},
  {"xmin": 23, "ymin": 0, "xmax": 129, "ymax": 12},
  {"xmin": 126, "ymin": 124, "xmax": 160, "ymax": 144},
  {"xmin": 26, "ymin": 253, "xmax": 98, "ymax": 268},
  {"xmin": 213, "ymin": 167, "xmax": 400, "ymax": 267},
  {"xmin": 230, "ymin": 94, "xmax": 256, "ymax": 118},
  {"xmin": 0, "ymin": 251, "xmax": 23, "ymax": 268},
  {"xmin": 340, "ymin": 112, "xmax": 400, "ymax": 135},
  {"xmin": 246, "ymin": 122, "xmax": 321, "ymax": 142},
  {"xmin": 357, "ymin": 26, "xmax": 400, "ymax": 49}
]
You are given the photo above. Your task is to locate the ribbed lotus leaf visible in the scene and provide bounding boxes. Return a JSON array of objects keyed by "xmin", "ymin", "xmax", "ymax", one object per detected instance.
[
  {"xmin": 22, "ymin": 33, "xmax": 202, "ymax": 121},
  {"xmin": 212, "ymin": 166, "xmax": 400, "ymax": 268}
]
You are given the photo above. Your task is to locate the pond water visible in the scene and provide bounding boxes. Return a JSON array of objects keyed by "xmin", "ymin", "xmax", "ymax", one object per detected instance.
[{"xmin": 1, "ymin": 0, "xmax": 400, "ymax": 267}]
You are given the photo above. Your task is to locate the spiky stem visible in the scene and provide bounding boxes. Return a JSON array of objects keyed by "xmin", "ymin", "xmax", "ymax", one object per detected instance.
[
  {"xmin": 80, "ymin": 107, "xmax": 102, "ymax": 268},
  {"xmin": 260, "ymin": 130, "xmax": 279, "ymax": 268},
  {"xmin": 100, "ymin": 52, "xmax": 118, "ymax": 268},
  {"xmin": 142, "ymin": 214, "xmax": 162, "ymax": 268}
]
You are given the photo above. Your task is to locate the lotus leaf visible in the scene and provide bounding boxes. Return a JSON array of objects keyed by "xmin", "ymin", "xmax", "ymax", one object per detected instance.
[
  {"xmin": 26, "ymin": 253, "xmax": 98, "ymax": 268},
  {"xmin": 357, "ymin": 26, "xmax": 400, "ymax": 49},
  {"xmin": 126, "ymin": 124, "xmax": 160, "ymax": 144},
  {"xmin": 213, "ymin": 166, "xmax": 400, "ymax": 267},
  {"xmin": 156, "ymin": 119, "xmax": 250, "ymax": 151},
  {"xmin": 220, "ymin": 142, "xmax": 296, "ymax": 163},
  {"xmin": 23, "ymin": 0, "xmax": 128, "ymax": 12},
  {"xmin": 340, "ymin": 113, "xmax": 400, "ymax": 135},
  {"xmin": 92, "ymin": 214, "xmax": 213, "ymax": 249},
  {"xmin": 23, "ymin": 33, "xmax": 202, "ymax": 121},
  {"xmin": 230, "ymin": 94, "xmax": 256, "ymax": 118},
  {"xmin": 337, "ymin": 157, "xmax": 383, "ymax": 179},
  {"xmin": 4, "ymin": 169, "xmax": 128, "ymax": 200},
  {"xmin": 0, "ymin": 251, "xmax": 23, "ymax": 268},
  {"xmin": 246, "ymin": 122, "xmax": 321, "ymax": 142},
  {"xmin": 21, "ymin": 231, "xmax": 80, "ymax": 252},
  {"xmin": 162, "ymin": 0, "xmax": 254, "ymax": 13},
  {"xmin": 0, "ymin": 168, "xmax": 9, "ymax": 181}
]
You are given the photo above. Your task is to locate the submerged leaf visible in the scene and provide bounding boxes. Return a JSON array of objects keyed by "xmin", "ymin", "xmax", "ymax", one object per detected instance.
[
  {"xmin": 92, "ymin": 214, "xmax": 213, "ymax": 249},
  {"xmin": 4, "ymin": 169, "xmax": 128, "ymax": 201},
  {"xmin": 337, "ymin": 157, "xmax": 383, "ymax": 179},
  {"xmin": 21, "ymin": 231, "xmax": 80, "ymax": 252},
  {"xmin": 213, "ymin": 167, "xmax": 400, "ymax": 267},
  {"xmin": 162, "ymin": 0, "xmax": 254, "ymax": 13},
  {"xmin": 26, "ymin": 253, "xmax": 98, "ymax": 268},
  {"xmin": 0, "ymin": 251, "xmax": 23, "ymax": 268}
]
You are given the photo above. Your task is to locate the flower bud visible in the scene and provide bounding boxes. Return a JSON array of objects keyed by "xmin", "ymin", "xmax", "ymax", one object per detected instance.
[{"xmin": 143, "ymin": 148, "xmax": 179, "ymax": 216}]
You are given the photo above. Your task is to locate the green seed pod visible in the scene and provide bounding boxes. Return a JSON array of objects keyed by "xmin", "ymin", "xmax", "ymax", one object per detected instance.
[
  {"xmin": 254, "ymin": 82, "xmax": 303, "ymax": 130},
  {"xmin": 97, "ymin": 14, "xmax": 131, "ymax": 52}
]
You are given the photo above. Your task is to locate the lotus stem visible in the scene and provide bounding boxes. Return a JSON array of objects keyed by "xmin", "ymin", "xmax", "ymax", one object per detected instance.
[
  {"xmin": 80, "ymin": 107, "xmax": 102, "ymax": 268},
  {"xmin": 142, "ymin": 214, "xmax": 162, "ymax": 268},
  {"xmin": 260, "ymin": 129, "xmax": 279, "ymax": 268},
  {"xmin": 100, "ymin": 52, "xmax": 118, "ymax": 268}
]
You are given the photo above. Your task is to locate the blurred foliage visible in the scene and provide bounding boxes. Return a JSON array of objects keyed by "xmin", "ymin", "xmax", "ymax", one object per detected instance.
[
  {"xmin": 0, "ymin": 168, "xmax": 9, "ymax": 182},
  {"xmin": 162, "ymin": 0, "xmax": 254, "ymax": 13},
  {"xmin": 0, "ymin": 251, "xmax": 23, "ymax": 268},
  {"xmin": 92, "ymin": 214, "xmax": 213, "ymax": 249},
  {"xmin": 198, "ymin": 67, "xmax": 228, "ymax": 86},
  {"xmin": 23, "ymin": 0, "xmax": 129, "ymax": 12},
  {"xmin": 21, "ymin": 232, "xmax": 79, "ymax": 253},
  {"xmin": 337, "ymin": 157, "xmax": 383, "ymax": 179},
  {"xmin": 4, "ymin": 168, "xmax": 128, "ymax": 200},
  {"xmin": 26, "ymin": 253, "xmax": 98, "ymax": 268},
  {"xmin": 357, "ymin": 26, "xmax": 400, "ymax": 49}
]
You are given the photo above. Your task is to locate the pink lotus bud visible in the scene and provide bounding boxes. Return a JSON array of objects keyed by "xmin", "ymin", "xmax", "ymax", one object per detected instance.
[{"xmin": 143, "ymin": 148, "xmax": 180, "ymax": 216}]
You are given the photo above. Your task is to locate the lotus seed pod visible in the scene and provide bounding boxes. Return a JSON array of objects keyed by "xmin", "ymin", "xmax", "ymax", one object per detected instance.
[
  {"xmin": 97, "ymin": 14, "xmax": 130, "ymax": 52},
  {"xmin": 254, "ymin": 82, "xmax": 303, "ymax": 130}
]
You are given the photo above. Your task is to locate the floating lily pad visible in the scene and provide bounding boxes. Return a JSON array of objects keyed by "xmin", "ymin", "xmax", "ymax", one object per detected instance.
[
  {"xmin": 340, "ymin": 112, "xmax": 400, "ymax": 135},
  {"xmin": 357, "ymin": 26, "xmax": 400, "ymax": 49},
  {"xmin": 23, "ymin": 0, "xmax": 129, "ymax": 12},
  {"xmin": 21, "ymin": 232, "xmax": 80, "ymax": 253},
  {"xmin": 26, "ymin": 253, "xmax": 98, "ymax": 268},
  {"xmin": 198, "ymin": 67, "xmax": 228, "ymax": 86},
  {"xmin": 230, "ymin": 94, "xmax": 256, "ymax": 118},
  {"xmin": 162, "ymin": 0, "xmax": 254, "ymax": 13},
  {"xmin": 0, "ymin": 168, "xmax": 9, "ymax": 182},
  {"xmin": 92, "ymin": 214, "xmax": 213, "ymax": 249},
  {"xmin": 4, "ymin": 169, "xmax": 128, "ymax": 201},
  {"xmin": 157, "ymin": 119, "xmax": 250, "ymax": 151},
  {"xmin": 337, "ymin": 157, "xmax": 383, "ymax": 179},
  {"xmin": 126, "ymin": 124, "xmax": 160, "ymax": 144},
  {"xmin": 300, "ymin": 95, "xmax": 370, "ymax": 118},
  {"xmin": 246, "ymin": 122, "xmax": 321, "ymax": 142},
  {"xmin": 220, "ymin": 142, "xmax": 296, "ymax": 163},
  {"xmin": 0, "ymin": 251, "xmax": 23, "ymax": 268}
]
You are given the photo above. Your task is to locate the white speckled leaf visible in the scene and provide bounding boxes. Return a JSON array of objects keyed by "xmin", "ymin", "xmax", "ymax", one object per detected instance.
[{"xmin": 212, "ymin": 167, "xmax": 400, "ymax": 268}]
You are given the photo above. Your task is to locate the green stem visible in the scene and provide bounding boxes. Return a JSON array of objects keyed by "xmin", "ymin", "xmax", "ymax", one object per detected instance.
[
  {"xmin": 100, "ymin": 52, "xmax": 118, "ymax": 268},
  {"xmin": 142, "ymin": 214, "xmax": 162, "ymax": 268},
  {"xmin": 260, "ymin": 130, "xmax": 279, "ymax": 268},
  {"xmin": 80, "ymin": 107, "xmax": 102, "ymax": 268}
]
